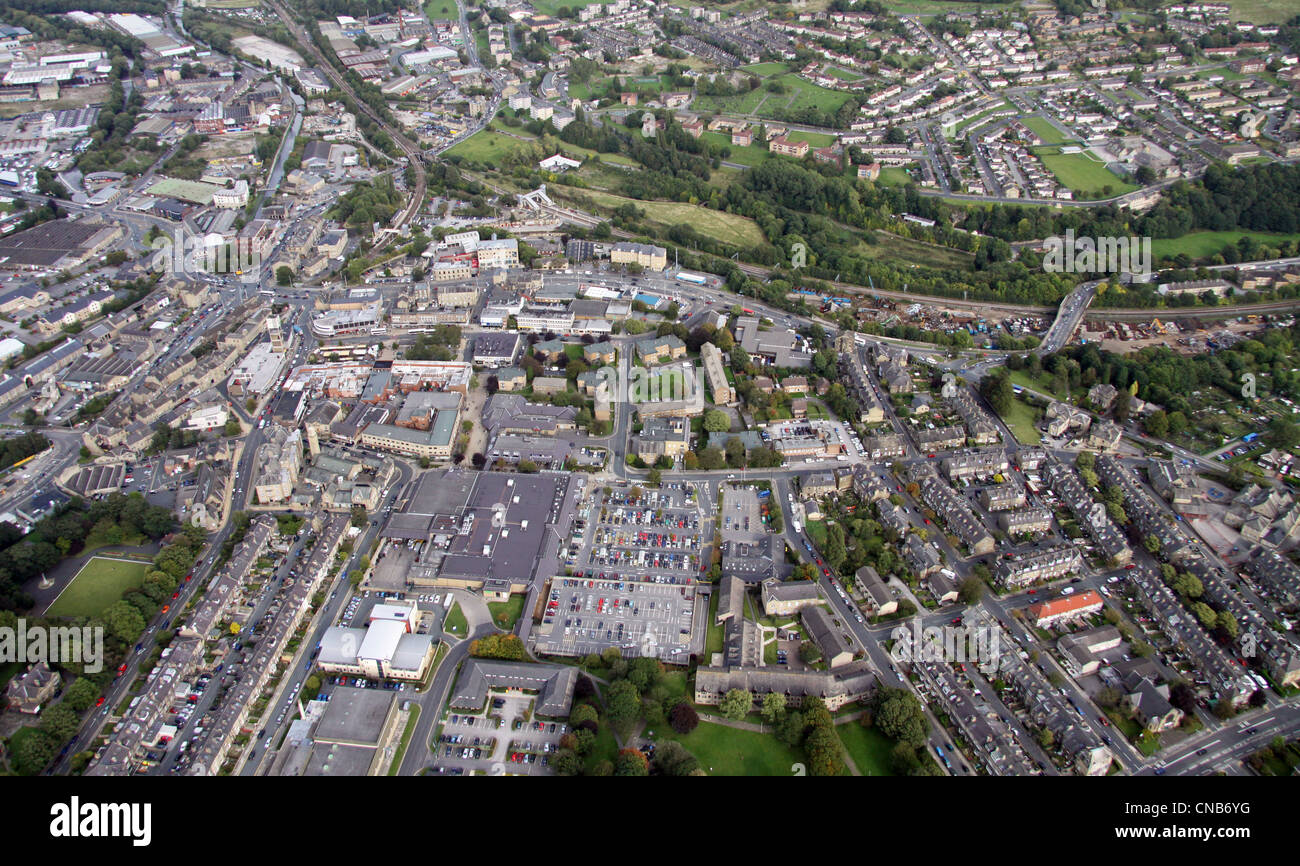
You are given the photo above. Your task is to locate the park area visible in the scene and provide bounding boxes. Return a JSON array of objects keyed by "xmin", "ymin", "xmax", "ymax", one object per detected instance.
[
  {"xmin": 45, "ymin": 556, "xmax": 151, "ymax": 618},
  {"xmin": 659, "ymin": 718, "xmax": 806, "ymax": 776},
  {"xmin": 1152, "ymin": 230, "xmax": 1300, "ymax": 262},
  {"xmin": 1034, "ymin": 147, "xmax": 1135, "ymax": 198}
]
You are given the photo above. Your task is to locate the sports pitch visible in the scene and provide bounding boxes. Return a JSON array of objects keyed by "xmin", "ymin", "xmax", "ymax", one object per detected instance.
[{"xmin": 46, "ymin": 556, "xmax": 151, "ymax": 618}]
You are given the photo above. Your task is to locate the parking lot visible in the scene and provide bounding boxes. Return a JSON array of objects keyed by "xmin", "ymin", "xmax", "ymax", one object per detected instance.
[
  {"xmin": 532, "ymin": 576, "xmax": 701, "ymax": 663},
  {"xmin": 338, "ymin": 589, "xmax": 448, "ymax": 634},
  {"xmin": 565, "ymin": 483, "xmax": 705, "ymax": 585},
  {"xmin": 433, "ymin": 694, "xmax": 565, "ymax": 776},
  {"xmin": 720, "ymin": 485, "xmax": 765, "ymax": 540}
]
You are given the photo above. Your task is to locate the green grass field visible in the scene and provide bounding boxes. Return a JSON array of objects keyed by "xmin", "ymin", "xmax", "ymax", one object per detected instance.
[
  {"xmin": 692, "ymin": 87, "xmax": 770, "ymax": 117},
  {"xmin": 835, "ymin": 722, "xmax": 897, "ymax": 776},
  {"xmin": 423, "ymin": 0, "xmax": 455, "ymax": 17},
  {"xmin": 804, "ymin": 517, "xmax": 828, "ymax": 549},
  {"xmin": 528, "ymin": 0, "xmax": 602, "ymax": 15},
  {"xmin": 788, "ymin": 130, "xmax": 836, "ymax": 148},
  {"xmin": 445, "ymin": 128, "xmax": 535, "ymax": 162},
  {"xmin": 488, "ymin": 595, "xmax": 526, "ymax": 630},
  {"xmin": 583, "ymin": 718, "xmax": 621, "ymax": 773},
  {"xmin": 1217, "ymin": 0, "xmax": 1294, "ymax": 24},
  {"xmin": 1021, "ymin": 116, "xmax": 1069, "ymax": 145},
  {"xmin": 444, "ymin": 602, "xmax": 468, "ymax": 637},
  {"xmin": 1007, "ymin": 369, "xmax": 1069, "ymax": 401},
  {"xmin": 860, "ymin": 232, "xmax": 975, "ymax": 270},
  {"xmin": 695, "ymin": 73, "xmax": 850, "ymax": 120},
  {"xmin": 954, "ymin": 100, "xmax": 1012, "ymax": 135},
  {"xmin": 876, "ymin": 166, "xmax": 915, "ymax": 187},
  {"xmin": 1035, "ymin": 147, "xmax": 1136, "ymax": 197},
  {"xmin": 556, "ymin": 187, "xmax": 765, "ymax": 248},
  {"xmin": 659, "ymin": 719, "xmax": 806, "ymax": 776},
  {"xmin": 701, "ymin": 131, "xmax": 771, "ymax": 167},
  {"xmin": 741, "ymin": 62, "xmax": 790, "ymax": 77},
  {"xmin": 824, "ymin": 66, "xmax": 863, "ymax": 82},
  {"xmin": 1000, "ymin": 397, "xmax": 1044, "ymax": 445},
  {"xmin": 705, "ymin": 592, "xmax": 724, "ymax": 657},
  {"xmin": 776, "ymin": 74, "xmax": 852, "ymax": 114},
  {"xmin": 448, "ymin": 126, "xmax": 641, "ymax": 170},
  {"xmin": 46, "ymin": 557, "xmax": 151, "ymax": 618},
  {"xmin": 1152, "ymin": 231, "xmax": 1300, "ymax": 262},
  {"xmin": 713, "ymin": 0, "xmax": 981, "ymax": 15}
]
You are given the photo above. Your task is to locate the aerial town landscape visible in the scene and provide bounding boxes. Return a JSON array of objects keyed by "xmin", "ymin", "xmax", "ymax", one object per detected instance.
[{"xmin": 0, "ymin": 0, "xmax": 1298, "ymax": 801}]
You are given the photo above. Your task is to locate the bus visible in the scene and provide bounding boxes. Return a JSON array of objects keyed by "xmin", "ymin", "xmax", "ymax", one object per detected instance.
[
  {"xmin": 370, "ymin": 327, "xmax": 388, "ymax": 336},
  {"xmin": 7, "ymin": 454, "xmax": 37, "ymax": 471}
]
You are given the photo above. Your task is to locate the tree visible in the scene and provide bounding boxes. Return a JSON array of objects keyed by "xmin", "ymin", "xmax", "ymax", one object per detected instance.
[
  {"xmin": 63, "ymin": 677, "xmax": 101, "ymax": 712},
  {"xmin": 669, "ymin": 700, "xmax": 699, "ymax": 734},
  {"xmin": 805, "ymin": 725, "xmax": 846, "ymax": 776},
  {"xmin": 697, "ymin": 446, "xmax": 725, "ymax": 471},
  {"xmin": 1267, "ymin": 416, "xmax": 1299, "ymax": 450},
  {"xmin": 102, "ymin": 599, "xmax": 145, "ymax": 643},
  {"xmin": 718, "ymin": 688, "xmax": 752, "ymax": 721},
  {"xmin": 553, "ymin": 748, "xmax": 581, "ymax": 776},
  {"xmin": 652, "ymin": 740, "xmax": 699, "ymax": 776},
  {"xmin": 959, "ymin": 576, "xmax": 985, "ymax": 604},
  {"xmin": 703, "ymin": 409, "xmax": 730, "ymax": 432},
  {"xmin": 605, "ymin": 680, "xmax": 642, "ymax": 732},
  {"xmin": 614, "ymin": 748, "xmax": 649, "ymax": 776},
  {"xmin": 761, "ymin": 691, "xmax": 786, "ymax": 723},
  {"xmin": 872, "ymin": 688, "xmax": 929, "ymax": 748},
  {"xmin": 571, "ymin": 703, "xmax": 599, "ymax": 727},
  {"xmin": 627, "ymin": 657, "xmax": 663, "ymax": 691},
  {"xmin": 12, "ymin": 728, "xmax": 55, "ymax": 775},
  {"xmin": 275, "ymin": 265, "xmax": 293, "ymax": 286},
  {"xmin": 1144, "ymin": 409, "xmax": 1169, "ymax": 439},
  {"xmin": 979, "ymin": 370, "xmax": 1013, "ymax": 417},
  {"xmin": 467, "ymin": 633, "xmax": 526, "ymax": 660}
]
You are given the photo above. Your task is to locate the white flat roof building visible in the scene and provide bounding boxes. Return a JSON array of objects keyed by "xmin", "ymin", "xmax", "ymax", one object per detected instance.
[{"xmin": 0, "ymin": 337, "xmax": 24, "ymax": 361}]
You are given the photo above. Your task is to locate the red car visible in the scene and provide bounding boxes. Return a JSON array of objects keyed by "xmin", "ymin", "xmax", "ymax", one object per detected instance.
[
  {"xmin": 1027, "ymin": 589, "xmax": 1037, "ymax": 594},
  {"xmin": 822, "ymin": 568, "xmax": 830, "ymax": 576},
  {"xmin": 161, "ymin": 604, "xmax": 170, "ymax": 614},
  {"xmin": 95, "ymin": 696, "xmax": 106, "ymax": 707},
  {"xmin": 1124, "ymin": 564, "xmax": 1137, "ymax": 570},
  {"xmin": 117, "ymin": 663, "xmax": 127, "ymax": 673},
  {"xmin": 172, "ymin": 591, "xmax": 180, "ymax": 599}
]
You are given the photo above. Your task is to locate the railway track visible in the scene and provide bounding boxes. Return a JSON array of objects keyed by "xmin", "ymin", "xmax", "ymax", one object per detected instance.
[
  {"xmin": 729, "ymin": 260, "xmax": 1300, "ymax": 322},
  {"xmin": 266, "ymin": 0, "xmax": 425, "ymax": 253},
  {"xmin": 462, "ymin": 177, "xmax": 1300, "ymax": 324}
]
